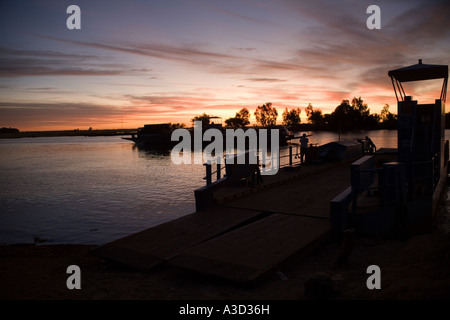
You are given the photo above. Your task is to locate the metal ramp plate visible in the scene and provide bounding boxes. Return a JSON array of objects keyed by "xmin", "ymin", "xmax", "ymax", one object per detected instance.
[
  {"xmin": 92, "ymin": 206, "xmax": 265, "ymax": 270},
  {"xmin": 168, "ymin": 213, "xmax": 331, "ymax": 283}
]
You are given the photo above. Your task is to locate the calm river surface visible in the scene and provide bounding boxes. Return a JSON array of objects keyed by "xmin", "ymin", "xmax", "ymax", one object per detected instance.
[{"xmin": 0, "ymin": 130, "xmax": 448, "ymax": 245}]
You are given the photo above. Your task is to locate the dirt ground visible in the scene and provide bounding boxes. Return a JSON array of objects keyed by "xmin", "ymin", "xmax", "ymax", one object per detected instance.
[{"xmin": 1, "ymin": 223, "xmax": 450, "ymax": 300}]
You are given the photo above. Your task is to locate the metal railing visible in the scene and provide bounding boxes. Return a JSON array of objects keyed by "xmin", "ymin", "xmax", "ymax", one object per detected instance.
[
  {"xmin": 203, "ymin": 158, "xmax": 227, "ymax": 185},
  {"xmin": 202, "ymin": 144, "xmax": 304, "ymax": 185},
  {"xmin": 202, "ymin": 137, "xmax": 378, "ymax": 186}
]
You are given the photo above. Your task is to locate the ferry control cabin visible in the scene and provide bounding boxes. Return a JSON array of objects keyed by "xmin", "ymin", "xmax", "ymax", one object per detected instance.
[{"xmin": 331, "ymin": 60, "xmax": 449, "ymax": 237}]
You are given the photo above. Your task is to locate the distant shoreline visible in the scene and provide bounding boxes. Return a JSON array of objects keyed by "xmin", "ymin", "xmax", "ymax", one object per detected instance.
[
  {"xmin": 0, "ymin": 126, "xmax": 401, "ymax": 140},
  {"xmin": 0, "ymin": 128, "xmax": 137, "ymax": 139}
]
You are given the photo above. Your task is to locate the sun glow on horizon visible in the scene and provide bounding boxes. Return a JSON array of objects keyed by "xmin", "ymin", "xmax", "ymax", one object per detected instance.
[{"xmin": 1, "ymin": 1, "xmax": 449, "ymax": 131}]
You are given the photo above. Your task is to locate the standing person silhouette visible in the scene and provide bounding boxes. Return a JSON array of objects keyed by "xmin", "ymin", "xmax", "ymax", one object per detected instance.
[{"xmin": 299, "ymin": 133, "xmax": 309, "ymax": 164}]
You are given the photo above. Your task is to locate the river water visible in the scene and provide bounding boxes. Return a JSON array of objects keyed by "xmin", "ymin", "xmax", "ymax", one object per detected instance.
[{"xmin": 0, "ymin": 129, "xmax": 448, "ymax": 245}]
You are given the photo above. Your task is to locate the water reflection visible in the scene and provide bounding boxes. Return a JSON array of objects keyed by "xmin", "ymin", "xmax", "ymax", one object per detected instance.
[
  {"xmin": 132, "ymin": 144, "xmax": 172, "ymax": 157},
  {"xmin": 0, "ymin": 136, "xmax": 204, "ymax": 245},
  {"xmin": 0, "ymin": 130, "xmax": 446, "ymax": 245}
]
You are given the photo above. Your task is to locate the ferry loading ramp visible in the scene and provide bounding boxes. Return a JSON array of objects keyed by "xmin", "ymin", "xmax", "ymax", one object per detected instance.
[{"xmin": 92, "ymin": 159, "xmax": 352, "ymax": 283}]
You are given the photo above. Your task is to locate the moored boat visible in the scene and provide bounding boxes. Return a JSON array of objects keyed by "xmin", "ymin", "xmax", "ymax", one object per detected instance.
[
  {"xmin": 124, "ymin": 121, "xmax": 293, "ymax": 149},
  {"xmin": 122, "ymin": 123, "xmax": 175, "ymax": 149}
]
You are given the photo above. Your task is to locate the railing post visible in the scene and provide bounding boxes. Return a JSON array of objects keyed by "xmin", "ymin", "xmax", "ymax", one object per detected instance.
[
  {"xmin": 205, "ymin": 161, "xmax": 212, "ymax": 186},
  {"xmin": 289, "ymin": 145, "xmax": 293, "ymax": 167},
  {"xmin": 277, "ymin": 147, "xmax": 280, "ymax": 169},
  {"xmin": 262, "ymin": 151, "xmax": 266, "ymax": 174},
  {"xmin": 216, "ymin": 157, "xmax": 221, "ymax": 180}
]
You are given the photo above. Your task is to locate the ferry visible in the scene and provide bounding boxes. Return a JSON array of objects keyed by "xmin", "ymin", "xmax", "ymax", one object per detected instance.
[
  {"xmin": 122, "ymin": 123, "xmax": 175, "ymax": 149},
  {"xmin": 124, "ymin": 119, "xmax": 293, "ymax": 149}
]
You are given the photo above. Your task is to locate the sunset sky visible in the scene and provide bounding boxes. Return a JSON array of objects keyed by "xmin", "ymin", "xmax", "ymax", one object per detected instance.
[{"xmin": 1, "ymin": 0, "xmax": 449, "ymax": 131}]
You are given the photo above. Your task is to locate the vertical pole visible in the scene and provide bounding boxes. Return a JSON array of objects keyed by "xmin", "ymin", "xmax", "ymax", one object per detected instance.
[
  {"xmin": 289, "ymin": 145, "xmax": 293, "ymax": 167},
  {"xmin": 262, "ymin": 151, "xmax": 266, "ymax": 175},
  {"xmin": 216, "ymin": 157, "xmax": 221, "ymax": 180},
  {"xmin": 276, "ymin": 145, "xmax": 279, "ymax": 170},
  {"xmin": 205, "ymin": 161, "xmax": 212, "ymax": 185}
]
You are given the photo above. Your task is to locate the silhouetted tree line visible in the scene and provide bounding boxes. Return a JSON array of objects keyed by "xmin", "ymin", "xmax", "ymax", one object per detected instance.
[
  {"xmin": 254, "ymin": 98, "xmax": 398, "ymax": 131},
  {"xmin": 191, "ymin": 97, "xmax": 399, "ymax": 131},
  {"xmin": 304, "ymin": 98, "xmax": 398, "ymax": 131},
  {"xmin": 0, "ymin": 127, "xmax": 19, "ymax": 134}
]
